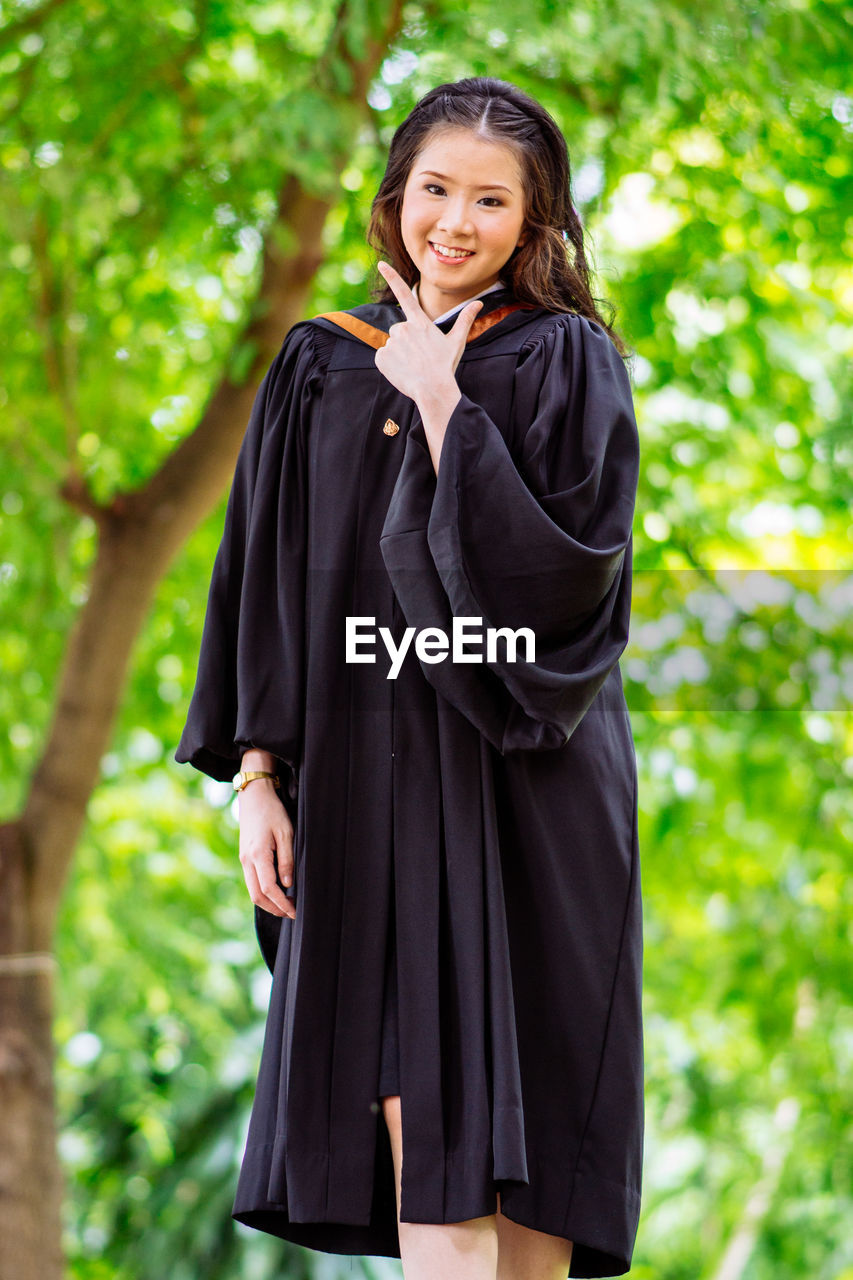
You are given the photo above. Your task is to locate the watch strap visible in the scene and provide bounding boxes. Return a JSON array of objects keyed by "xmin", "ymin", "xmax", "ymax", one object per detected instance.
[{"xmin": 234, "ymin": 770, "xmax": 280, "ymax": 791}]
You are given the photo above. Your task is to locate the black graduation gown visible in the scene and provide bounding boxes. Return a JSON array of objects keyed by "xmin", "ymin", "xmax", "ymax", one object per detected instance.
[{"xmin": 174, "ymin": 286, "xmax": 644, "ymax": 1278}]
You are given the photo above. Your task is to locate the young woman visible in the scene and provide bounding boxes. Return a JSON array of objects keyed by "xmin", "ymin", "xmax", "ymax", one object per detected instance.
[{"xmin": 176, "ymin": 76, "xmax": 644, "ymax": 1279}]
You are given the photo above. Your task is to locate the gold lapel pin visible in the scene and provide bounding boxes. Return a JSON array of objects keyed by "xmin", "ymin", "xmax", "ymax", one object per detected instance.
[{"xmin": 383, "ymin": 418, "xmax": 400, "ymax": 436}]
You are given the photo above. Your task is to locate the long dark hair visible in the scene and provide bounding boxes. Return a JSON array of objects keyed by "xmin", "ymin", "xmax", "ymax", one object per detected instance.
[{"xmin": 366, "ymin": 76, "xmax": 629, "ymax": 359}]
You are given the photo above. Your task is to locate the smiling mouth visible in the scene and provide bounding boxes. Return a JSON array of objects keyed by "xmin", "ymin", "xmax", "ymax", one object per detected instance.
[{"xmin": 429, "ymin": 241, "xmax": 475, "ymax": 260}]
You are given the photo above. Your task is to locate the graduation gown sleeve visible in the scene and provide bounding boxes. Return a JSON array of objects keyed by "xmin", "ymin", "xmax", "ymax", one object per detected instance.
[
  {"xmin": 379, "ymin": 312, "xmax": 640, "ymax": 753},
  {"xmin": 174, "ymin": 325, "xmax": 319, "ymax": 792}
]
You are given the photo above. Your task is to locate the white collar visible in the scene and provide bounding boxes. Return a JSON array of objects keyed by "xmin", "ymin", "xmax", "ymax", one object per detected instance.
[{"xmin": 413, "ymin": 278, "xmax": 507, "ymax": 325}]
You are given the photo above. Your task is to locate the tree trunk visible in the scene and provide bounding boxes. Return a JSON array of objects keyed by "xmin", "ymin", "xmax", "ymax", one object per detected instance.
[
  {"xmin": 0, "ymin": 2, "xmax": 405, "ymax": 1274},
  {"xmin": 0, "ymin": 822, "xmax": 63, "ymax": 1280}
]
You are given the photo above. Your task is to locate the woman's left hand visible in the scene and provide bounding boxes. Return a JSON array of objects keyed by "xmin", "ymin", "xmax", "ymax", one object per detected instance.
[{"xmin": 374, "ymin": 260, "xmax": 483, "ymax": 403}]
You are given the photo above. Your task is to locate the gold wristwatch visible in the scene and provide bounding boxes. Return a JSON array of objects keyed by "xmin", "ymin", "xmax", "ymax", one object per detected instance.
[{"xmin": 232, "ymin": 770, "xmax": 280, "ymax": 792}]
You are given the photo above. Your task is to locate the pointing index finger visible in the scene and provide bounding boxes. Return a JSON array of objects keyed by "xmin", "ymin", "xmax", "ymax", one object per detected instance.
[{"xmin": 377, "ymin": 260, "xmax": 423, "ymax": 322}]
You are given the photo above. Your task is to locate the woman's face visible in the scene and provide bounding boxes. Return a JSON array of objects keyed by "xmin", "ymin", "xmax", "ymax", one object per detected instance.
[{"xmin": 399, "ymin": 127, "xmax": 527, "ymax": 320}]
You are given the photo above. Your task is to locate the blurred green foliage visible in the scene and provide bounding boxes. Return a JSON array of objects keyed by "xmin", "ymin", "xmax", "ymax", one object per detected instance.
[{"xmin": 0, "ymin": 0, "xmax": 851, "ymax": 1276}]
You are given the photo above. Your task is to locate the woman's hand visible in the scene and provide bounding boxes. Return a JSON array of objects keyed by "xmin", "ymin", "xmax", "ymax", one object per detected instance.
[
  {"xmin": 374, "ymin": 260, "xmax": 483, "ymax": 403},
  {"xmin": 238, "ymin": 780, "xmax": 296, "ymax": 920}
]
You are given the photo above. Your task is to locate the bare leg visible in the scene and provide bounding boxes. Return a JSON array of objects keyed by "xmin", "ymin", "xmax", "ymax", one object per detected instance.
[
  {"xmin": 381, "ymin": 1094, "xmax": 498, "ymax": 1280},
  {"xmin": 381, "ymin": 1097, "xmax": 574, "ymax": 1279},
  {"xmin": 495, "ymin": 1189, "xmax": 574, "ymax": 1280}
]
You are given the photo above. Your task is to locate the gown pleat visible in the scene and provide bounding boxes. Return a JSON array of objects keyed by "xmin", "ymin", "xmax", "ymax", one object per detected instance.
[{"xmin": 377, "ymin": 866, "xmax": 401, "ymax": 1099}]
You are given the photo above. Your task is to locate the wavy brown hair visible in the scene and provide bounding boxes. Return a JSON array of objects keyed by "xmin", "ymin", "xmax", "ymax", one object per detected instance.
[{"xmin": 366, "ymin": 76, "xmax": 629, "ymax": 359}]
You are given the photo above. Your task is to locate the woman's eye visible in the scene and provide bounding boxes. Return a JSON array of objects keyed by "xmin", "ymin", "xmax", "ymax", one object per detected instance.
[{"xmin": 423, "ymin": 184, "xmax": 502, "ymax": 206}]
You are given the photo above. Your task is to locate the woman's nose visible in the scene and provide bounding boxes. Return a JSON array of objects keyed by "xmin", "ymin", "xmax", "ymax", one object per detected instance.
[{"xmin": 436, "ymin": 199, "xmax": 473, "ymax": 236}]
